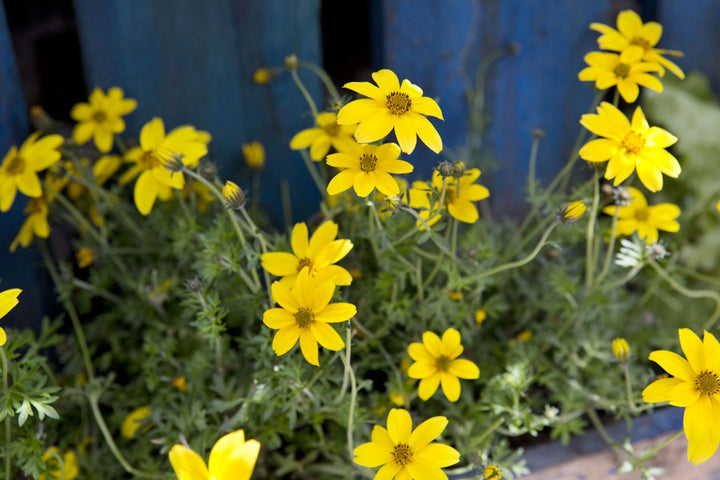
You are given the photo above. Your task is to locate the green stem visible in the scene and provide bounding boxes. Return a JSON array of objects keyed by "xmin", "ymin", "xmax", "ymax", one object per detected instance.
[
  {"xmin": 300, "ymin": 150, "xmax": 326, "ymax": 196},
  {"xmin": 585, "ymin": 170, "xmax": 601, "ymax": 290},
  {"xmin": 340, "ymin": 325, "xmax": 358, "ymax": 474},
  {"xmin": 528, "ymin": 136, "xmax": 540, "ymax": 199},
  {"xmin": 1, "ymin": 348, "xmax": 11, "ymax": 479},
  {"xmin": 290, "ymin": 69, "xmax": 319, "ymax": 118},
  {"xmin": 586, "ymin": 407, "xmax": 625, "ymax": 461},
  {"xmin": 622, "ymin": 364, "xmax": 641, "ymax": 414},
  {"xmin": 401, "ymin": 207, "xmax": 453, "ymax": 257},
  {"xmin": 299, "ymin": 61, "xmax": 341, "ymax": 102},
  {"xmin": 239, "ymin": 206, "xmax": 274, "ymax": 306},
  {"xmin": 602, "ymin": 265, "xmax": 644, "ymax": 291},
  {"xmin": 474, "ymin": 417, "xmax": 504, "ymax": 446},
  {"xmin": 596, "ymin": 207, "xmax": 619, "ymax": 285},
  {"xmin": 633, "ymin": 430, "xmax": 683, "ymax": 465},
  {"xmin": 47, "ymin": 448, "xmax": 65, "ymax": 480}
]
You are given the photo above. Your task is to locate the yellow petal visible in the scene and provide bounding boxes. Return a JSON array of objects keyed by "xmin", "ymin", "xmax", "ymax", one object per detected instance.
[
  {"xmin": 289, "ymin": 128, "xmax": 323, "ymax": 150},
  {"xmin": 688, "ymin": 438, "xmax": 720, "ymax": 465},
  {"xmin": 667, "ymin": 381, "xmax": 701, "ymax": 407},
  {"xmin": 261, "ymin": 252, "xmax": 299, "ymax": 277},
  {"xmin": 343, "ymin": 81, "xmax": 384, "ymax": 101},
  {"xmin": 649, "ymin": 350, "xmax": 696, "ymax": 382},
  {"xmin": 373, "ymin": 170, "xmax": 400, "ymax": 196},
  {"xmin": 406, "ymin": 112, "xmax": 442, "ymax": 154},
  {"xmin": 140, "ymin": 118, "xmax": 165, "ymax": 151},
  {"xmin": 262, "ymin": 308, "xmax": 296, "ymax": 329},
  {"xmin": 310, "ymin": 322, "xmax": 344, "ymax": 351},
  {"xmin": 408, "ymin": 416, "xmax": 447, "ymax": 450},
  {"xmin": 386, "ymin": 408, "xmax": 412, "ymax": 444},
  {"xmin": 405, "ymin": 459, "xmax": 446, "ymax": 480},
  {"xmin": 134, "ymin": 170, "xmax": 159, "ymax": 215},
  {"xmin": 679, "ymin": 328, "xmax": 704, "ymax": 373},
  {"xmin": 440, "ymin": 328, "xmax": 461, "ymax": 353},
  {"xmin": 449, "ymin": 359, "xmax": 479, "ymax": 379},
  {"xmin": 270, "ymin": 280, "xmax": 299, "ymax": 312},
  {"xmin": 309, "ymin": 136, "xmax": 331, "ymax": 161},
  {"xmin": 617, "ymin": 78, "xmax": 639, "ymax": 103},
  {"xmin": 418, "ymin": 373, "xmax": 441, "ymax": 400},
  {"xmin": 414, "ymin": 443, "xmax": 460, "ymax": 468},
  {"xmin": 448, "ymin": 199, "xmax": 479, "ymax": 223},
  {"xmin": 642, "ymin": 377, "xmax": 684, "ymax": 403},
  {"xmin": 272, "ymin": 325, "xmax": 300, "ymax": 356},
  {"xmin": 411, "ymin": 97, "xmax": 443, "ymax": 120},
  {"xmin": 72, "ymin": 122, "xmax": 95, "ymax": 145},
  {"xmin": 315, "ymin": 303, "xmax": 356, "ymax": 323},
  {"xmin": 208, "ymin": 430, "xmax": 260, "ymax": 480},
  {"xmin": 408, "ymin": 343, "xmax": 434, "ymax": 364},
  {"xmin": 376, "ymin": 158, "xmax": 413, "ymax": 174},
  {"xmin": 337, "ymin": 99, "xmax": 383, "ymax": 125},
  {"xmin": 372, "ymin": 69, "xmax": 400, "ymax": 93},
  {"xmin": 93, "ymin": 129, "xmax": 114, "ymax": 153},
  {"xmin": 326, "ymin": 169, "xmax": 357, "ymax": 196},
  {"xmin": 579, "ymin": 139, "xmax": 617, "ymax": 162},
  {"xmin": 299, "ymin": 329, "xmax": 319, "ymax": 366},
  {"xmin": 422, "ymin": 331, "xmax": 442, "ymax": 357},
  {"xmin": 645, "ymin": 127, "xmax": 677, "ymax": 149},
  {"xmin": 352, "ymin": 171, "xmax": 376, "ymax": 198},
  {"xmin": 440, "ymin": 372, "xmax": 461, "ymax": 402},
  {"xmin": 169, "ymin": 445, "xmax": 210, "ymax": 480},
  {"xmin": 0, "ymin": 288, "xmax": 21, "ymax": 320},
  {"xmin": 684, "ymin": 395, "xmax": 718, "ymax": 445},
  {"xmin": 315, "ymin": 239, "xmax": 352, "ymax": 267},
  {"xmin": 703, "ymin": 331, "xmax": 720, "ymax": 373},
  {"xmin": 617, "ymin": 10, "xmax": 642, "ymax": 38},
  {"xmin": 308, "ymin": 221, "xmax": 338, "ymax": 259},
  {"xmin": 407, "ymin": 361, "xmax": 437, "ymax": 379},
  {"xmin": 15, "ymin": 171, "xmax": 42, "ymax": 198},
  {"xmin": 354, "ymin": 110, "xmax": 396, "ymax": 144},
  {"xmin": 394, "ymin": 115, "xmax": 417, "ymax": 154},
  {"xmin": 353, "ymin": 441, "xmax": 393, "ymax": 467},
  {"xmin": 636, "ymin": 158, "xmax": 663, "ymax": 192}
]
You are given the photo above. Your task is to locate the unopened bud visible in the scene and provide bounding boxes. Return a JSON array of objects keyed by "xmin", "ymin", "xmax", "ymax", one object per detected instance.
[
  {"xmin": 612, "ymin": 337, "xmax": 630, "ymax": 363},
  {"xmin": 452, "ymin": 161, "xmax": 466, "ymax": 177},
  {"xmin": 223, "ymin": 180, "xmax": 247, "ymax": 210},
  {"xmin": 561, "ymin": 200, "xmax": 586, "ymax": 223},
  {"xmin": 531, "ymin": 128, "xmax": 545, "ymax": 139},
  {"xmin": 165, "ymin": 153, "xmax": 185, "ymax": 173},
  {"xmin": 252, "ymin": 67, "xmax": 275, "ymax": 85},
  {"xmin": 651, "ymin": 243, "xmax": 667, "ymax": 259},
  {"xmin": 484, "ymin": 464, "xmax": 502, "ymax": 480},
  {"xmin": 199, "ymin": 162, "xmax": 217, "ymax": 180},
  {"xmin": 185, "ymin": 277, "xmax": 202, "ymax": 292},
  {"xmin": 436, "ymin": 161, "xmax": 454, "ymax": 177},
  {"xmin": 285, "ymin": 54, "xmax": 299, "ymax": 70}
]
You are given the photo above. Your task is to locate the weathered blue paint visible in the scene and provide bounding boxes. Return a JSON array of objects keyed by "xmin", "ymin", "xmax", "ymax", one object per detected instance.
[
  {"xmin": 72, "ymin": 0, "xmax": 323, "ymax": 225},
  {"xmin": 381, "ymin": 0, "xmax": 610, "ymax": 212}
]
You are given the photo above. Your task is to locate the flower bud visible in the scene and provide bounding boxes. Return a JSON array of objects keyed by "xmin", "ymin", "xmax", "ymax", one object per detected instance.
[
  {"xmin": 284, "ymin": 54, "xmax": 299, "ymax": 70},
  {"xmin": 475, "ymin": 308, "xmax": 487, "ymax": 327},
  {"xmin": 436, "ymin": 161, "xmax": 454, "ymax": 177},
  {"xmin": 561, "ymin": 200, "xmax": 586, "ymax": 223},
  {"xmin": 242, "ymin": 141, "xmax": 265, "ymax": 170},
  {"xmin": 252, "ymin": 67, "xmax": 275, "ymax": 85},
  {"xmin": 452, "ymin": 161, "xmax": 466, "ymax": 177},
  {"xmin": 185, "ymin": 277, "xmax": 202, "ymax": 292},
  {"xmin": 76, "ymin": 247, "xmax": 95, "ymax": 268},
  {"xmin": 165, "ymin": 153, "xmax": 186, "ymax": 173},
  {"xmin": 223, "ymin": 180, "xmax": 247, "ymax": 210},
  {"xmin": 612, "ymin": 337, "xmax": 630, "ymax": 362},
  {"xmin": 484, "ymin": 464, "xmax": 502, "ymax": 480}
]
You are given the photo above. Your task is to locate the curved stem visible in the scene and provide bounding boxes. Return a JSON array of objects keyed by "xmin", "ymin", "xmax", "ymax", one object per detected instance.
[
  {"xmin": 290, "ymin": 70, "xmax": 319, "ymax": 118},
  {"xmin": 299, "ymin": 61, "xmax": 341, "ymax": 102},
  {"xmin": 633, "ymin": 430, "xmax": 683, "ymax": 465},
  {"xmin": 585, "ymin": 170, "xmax": 601, "ymax": 290},
  {"xmin": 300, "ymin": 150, "xmax": 326, "ymax": 196},
  {"xmin": 622, "ymin": 364, "xmax": 641, "ymax": 414},
  {"xmin": 602, "ymin": 265, "xmax": 644, "ymax": 291},
  {"xmin": 596, "ymin": 207, "xmax": 619, "ymax": 285},
  {"xmin": 527, "ymin": 135, "xmax": 540, "ymax": 198},
  {"xmin": 239, "ymin": 206, "xmax": 274, "ymax": 306}
]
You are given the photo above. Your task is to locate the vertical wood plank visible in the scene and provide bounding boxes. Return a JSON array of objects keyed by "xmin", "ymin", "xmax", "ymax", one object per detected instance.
[
  {"xmin": 72, "ymin": 0, "xmax": 323, "ymax": 224},
  {"xmin": 381, "ymin": 0, "xmax": 610, "ymax": 213}
]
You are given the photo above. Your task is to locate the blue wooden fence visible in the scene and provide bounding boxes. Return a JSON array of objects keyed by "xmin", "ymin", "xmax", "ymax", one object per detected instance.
[{"xmin": 2, "ymin": 0, "xmax": 720, "ymax": 322}]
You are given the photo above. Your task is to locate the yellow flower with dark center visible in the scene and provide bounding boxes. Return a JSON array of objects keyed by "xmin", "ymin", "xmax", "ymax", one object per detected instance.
[
  {"xmin": 0, "ymin": 132, "xmax": 63, "ymax": 212},
  {"xmin": 39, "ymin": 447, "xmax": 79, "ymax": 480},
  {"xmin": 262, "ymin": 269, "xmax": 356, "ymax": 366},
  {"xmin": 120, "ymin": 405, "xmax": 152, "ymax": 439},
  {"xmin": 290, "ymin": 112, "xmax": 356, "ymax": 161},
  {"xmin": 612, "ymin": 338, "xmax": 630, "ymax": 362},
  {"xmin": 409, "ymin": 169, "xmax": 490, "ymax": 224},
  {"xmin": 561, "ymin": 200, "xmax": 587, "ymax": 223},
  {"xmin": 71, "ymin": 87, "xmax": 137, "ymax": 152},
  {"xmin": 579, "ymin": 102, "xmax": 680, "ymax": 192},
  {"xmin": 0, "ymin": 288, "xmax": 22, "ymax": 347},
  {"xmin": 261, "ymin": 221, "xmax": 353, "ymax": 287},
  {"xmin": 337, "ymin": 69, "xmax": 444, "ymax": 154},
  {"xmin": 590, "ymin": 10, "xmax": 684, "ymax": 79},
  {"xmin": 642, "ymin": 328, "xmax": 720, "ymax": 464},
  {"xmin": 76, "ymin": 247, "xmax": 95, "ymax": 268},
  {"xmin": 10, "ymin": 197, "xmax": 50, "ymax": 252},
  {"xmin": 578, "ymin": 46, "xmax": 663, "ymax": 102},
  {"xmin": 119, "ymin": 118, "xmax": 210, "ymax": 215},
  {"xmin": 169, "ymin": 429, "xmax": 260, "ymax": 480},
  {"xmin": 242, "ymin": 141, "xmax": 265, "ymax": 169},
  {"xmin": 353, "ymin": 408, "xmax": 460, "ymax": 479},
  {"xmin": 602, "ymin": 187, "xmax": 680, "ymax": 244},
  {"xmin": 326, "ymin": 141, "xmax": 413, "ymax": 198},
  {"xmin": 407, "ymin": 328, "xmax": 480, "ymax": 402}
]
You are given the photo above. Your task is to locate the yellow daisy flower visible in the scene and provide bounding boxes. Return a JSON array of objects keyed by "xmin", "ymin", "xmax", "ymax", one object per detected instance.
[
  {"xmin": 261, "ymin": 221, "xmax": 354, "ymax": 287},
  {"xmin": 590, "ymin": 9, "xmax": 684, "ymax": 79},
  {"xmin": 242, "ymin": 141, "xmax": 265, "ymax": 169},
  {"xmin": 578, "ymin": 46, "xmax": 663, "ymax": 102},
  {"xmin": 0, "ymin": 288, "xmax": 22, "ymax": 347},
  {"xmin": 642, "ymin": 328, "xmax": 720, "ymax": 464},
  {"xmin": 407, "ymin": 328, "xmax": 480, "ymax": 402},
  {"xmin": 39, "ymin": 447, "xmax": 79, "ymax": 480},
  {"xmin": 602, "ymin": 187, "xmax": 680, "ymax": 244},
  {"xmin": 579, "ymin": 102, "xmax": 680, "ymax": 192},
  {"xmin": 289, "ymin": 112, "xmax": 356, "ymax": 161},
  {"xmin": 337, "ymin": 69, "xmax": 444, "ymax": 154},
  {"xmin": 76, "ymin": 247, "xmax": 95, "ymax": 268},
  {"xmin": 409, "ymin": 169, "xmax": 490, "ymax": 225},
  {"xmin": 169, "ymin": 429, "xmax": 260, "ymax": 480},
  {"xmin": 10, "ymin": 198, "xmax": 50, "ymax": 252},
  {"xmin": 120, "ymin": 405, "xmax": 152, "ymax": 439},
  {"xmin": 262, "ymin": 269, "xmax": 356, "ymax": 366},
  {"xmin": 71, "ymin": 87, "xmax": 137, "ymax": 152},
  {"xmin": 326, "ymin": 142, "xmax": 413, "ymax": 198},
  {"xmin": 118, "ymin": 118, "xmax": 210, "ymax": 215},
  {"xmin": 0, "ymin": 133, "xmax": 63, "ymax": 212},
  {"xmin": 353, "ymin": 408, "xmax": 460, "ymax": 479}
]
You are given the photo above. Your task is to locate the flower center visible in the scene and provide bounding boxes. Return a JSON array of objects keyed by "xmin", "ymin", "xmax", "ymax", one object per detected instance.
[
  {"xmin": 634, "ymin": 206, "xmax": 650, "ymax": 222},
  {"xmin": 622, "ymin": 131, "xmax": 645, "ymax": 154},
  {"xmin": 613, "ymin": 63, "xmax": 631, "ymax": 78},
  {"xmin": 442, "ymin": 187, "xmax": 456, "ymax": 206},
  {"xmin": 92, "ymin": 110, "xmax": 108, "ymax": 123},
  {"xmin": 386, "ymin": 92, "xmax": 411, "ymax": 115},
  {"xmin": 5, "ymin": 155, "xmax": 25, "ymax": 176},
  {"xmin": 436, "ymin": 355, "xmax": 451, "ymax": 371},
  {"xmin": 323, "ymin": 123, "xmax": 340, "ymax": 137},
  {"xmin": 297, "ymin": 257, "xmax": 313, "ymax": 272},
  {"xmin": 294, "ymin": 307, "xmax": 315, "ymax": 328},
  {"xmin": 392, "ymin": 443, "xmax": 413, "ymax": 466},
  {"xmin": 630, "ymin": 36, "xmax": 652, "ymax": 50},
  {"xmin": 140, "ymin": 151, "xmax": 161, "ymax": 169},
  {"xmin": 359, "ymin": 153, "xmax": 378, "ymax": 172},
  {"xmin": 695, "ymin": 370, "xmax": 720, "ymax": 395}
]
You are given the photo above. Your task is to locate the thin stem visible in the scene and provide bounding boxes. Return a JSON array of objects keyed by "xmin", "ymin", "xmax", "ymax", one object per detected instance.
[
  {"xmin": 72, "ymin": 278, "xmax": 123, "ymax": 304},
  {"xmin": 596, "ymin": 207, "xmax": 619, "ymax": 285},
  {"xmin": 340, "ymin": 325, "xmax": 358, "ymax": 475},
  {"xmin": 633, "ymin": 430, "xmax": 683, "ymax": 464},
  {"xmin": 290, "ymin": 69, "xmax": 319, "ymax": 118},
  {"xmin": 47, "ymin": 448, "xmax": 65, "ymax": 480},
  {"xmin": 299, "ymin": 60, "xmax": 341, "ymax": 102},
  {"xmin": 621, "ymin": 364, "xmax": 641, "ymax": 414},
  {"xmin": 602, "ymin": 265, "xmax": 644, "ymax": 291},
  {"xmin": 401, "ymin": 207, "xmax": 454, "ymax": 257},
  {"xmin": 239, "ymin": 206, "xmax": 274, "ymax": 306},
  {"xmin": 585, "ymin": 170, "xmax": 601, "ymax": 290},
  {"xmin": 586, "ymin": 407, "xmax": 626, "ymax": 461},
  {"xmin": 300, "ymin": 150, "xmax": 326, "ymax": 196},
  {"xmin": 1, "ymin": 348, "xmax": 11, "ymax": 479},
  {"xmin": 474, "ymin": 416, "xmax": 504, "ymax": 446},
  {"xmin": 528, "ymin": 136, "xmax": 540, "ymax": 198},
  {"xmin": 450, "ymin": 217, "xmax": 459, "ymax": 260}
]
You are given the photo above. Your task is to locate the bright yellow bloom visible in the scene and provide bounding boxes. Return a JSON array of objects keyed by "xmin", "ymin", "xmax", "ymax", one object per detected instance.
[
  {"xmin": 0, "ymin": 132, "xmax": 63, "ymax": 212},
  {"xmin": 612, "ymin": 338, "xmax": 630, "ymax": 362},
  {"xmin": 39, "ymin": 447, "xmax": 79, "ymax": 480},
  {"xmin": 119, "ymin": 118, "xmax": 210, "ymax": 215},
  {"xmin": 561, "ymin": 200, "xmax": 587, "ymax": 223},
  {"xmin": 409, "ymin": 169, "xmax": 490, "ymax": 224},
  {"xmin": 579, "ymin": 102, "xmax": 680, "ymax": 192},
  {"xmin": 475, "ymin": 308, "xmax": 487, "ymax": 327},
  {"xmin": 76, "ymin": 247, "xmax": 95, "ymax": 268},
  {"xmin": 337, "ymin": 69, "xmax": 444, "ymax": 154},
  {"xmin": 261, "ymin": 221, "xmax": 353, "ymax": 287},
  {"xmin": 169, "ymin": 429, "xmax": 260, "ymax": 480},
  {"xmin": 484, "ymin": 465, "xmax": 502, "ymax": 480},
  {"xmin": 642, "ymin": 328, "xmax": 720, "ymax": 464},
  {"xmin": 262, "ymin": 269, "xmax": 356, "ymax": 366},
  {"xmin": 242, "ymin": 141, "xmax": 265, "ymax": 169},
  {"xmin": 173, "ymin": 376, "xmax": 188, "ymax": 392},
  {"xmin": 327, "ymin": 141, "xmax": 413, "ymax": 198},
  {"xmin": 602, "ymin": 187, "xmax": 680, "ymax": 244},
  {"xmin": 578, "ymin": 46, "xmax": 662, "ymax": 102},
  {"xmin": 447, "ymin": 291, "xmax": 463, "ymax": 301},
  {"xmin": 71, "ymin": 87, "xmax": 137, "ymax": 152},
  {"xmin": 290, "ymin": 112, "xmax": 356, "ymax": 161},
  {"xmin": 590, "ymin": 10, "xmax": 684, "ymax": 79},
  {"xmin": 353, "ymin": 408, "xmax": 460, "ymax": 479},
  {"xmin": 0, "ymin": 288, "xmax": 21, "ymax": 347},
  {"xmin": 120, "ymin": 405, "xmax": 152, "ymax": 439},
  {"xmin": 10, "ymin": 198, "xmax": 50, "ymax": 252},
  {"xmin": 407, "ymin": 328, "xmax": 480, "ymax": 402}
]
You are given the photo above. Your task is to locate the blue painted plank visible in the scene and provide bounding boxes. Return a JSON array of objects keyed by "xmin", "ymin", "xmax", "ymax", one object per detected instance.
[
  {"xmin": 72, "ymin": 0, "xmax": 323, "ymax": 224},
  {"xmin": 381, "ymin": 0, "xmax": 609, "ymax": 212}
]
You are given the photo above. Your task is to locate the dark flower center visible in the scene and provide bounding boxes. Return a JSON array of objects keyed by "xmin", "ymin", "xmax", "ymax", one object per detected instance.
[
  {"xmin": 695, "ymin": 370, "xmax": 720, "ymax": 395},
  {"xmin": 436, "ymin": 355, "xmax": 451, "ymax": 371},
  {"xmin": 634, "ymin": 206, "xmax": 650, "ymax": 222},
  {"xmin": 630, "ymin": 36, "xmax": 652, "ymax": 50},
  {"xmin": 140, "ymin": 151, "xmax": 161, "ymax": 169},
  {"xmin": 294, "ymin": 307, "xmax": 315, "ymax": 328},
  {"xmin": 622, "ymin": 131, "xmax": 645, "ymax": 154},
  {"xmin": 392, "ymin": 443, "xmax": 413, "ymax": 466},
  {"xmin": 297, "ymin": 257, "xmax": 313, "ymax": 272},
  {"xmin": 323, "ymin": 123, "xmax": 340, "ymax": 136},
  {"xmin": 613, "ymin": 63, "xmax": 631, "ymax": 78},
  {"xmin": 386, "ymin": 92, "xmax": 411, "ymax": 115},
  {"xmin": 360, "ymin": 153, "xmax": 378, "ymax": 172},
  {"xmin": 92, "ymin": 110, "xmax": 108, "ymax": 123},
  {"xmin": 5, "ymin": 155, "xmax": 25, "ymax": 176}
]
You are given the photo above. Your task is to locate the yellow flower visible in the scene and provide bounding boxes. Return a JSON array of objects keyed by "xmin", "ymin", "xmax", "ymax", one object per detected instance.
[
  {"xmin": 516, "ymin": 330, "xmax": 532, "ymax": 342},
  {"xmin": 242, "ymin": 141, "xmax": 265, "ymax": 169},
  {"xmin": 10, "ymin": 198, "xmax": 50, "ymax": 252},
  {"xmin": 475, "ymin": 308, "xmax": 487, "ymax": 327},
  {"xmin": 590, "ymin": 10, "xmax": 684, "ymax": 79},
  {"xmin": 337, "ymin": 69, "xmax": 444, "ymax": 154},
  {"xmin": 39, "ymin": 447, "xmax": 79, "ymax": 480},
  {"xmin": 353, "ymin": 408, "xmax": 460, "ymax": 479},
  {"xmin": 602, "ymin": 187, "xmax": 680, "ymax": 244},
  {"xmin": 326, "ymin": 141, "xmax": 413, "ymax": 198},
  {"xmin": 94, "ymin": 154, "xmax": 123, "ymax": 185},
  {"xmin": 121, "ymin": 405, "xmax": 152, "ymax": 439},
  {"xmin": 579, "ymin": 102, "xmax": 680, "ymax": 192},
  {"xmin": 71, "ymin": 87, "xmax": 137, "ymax": 152},
  {"xmin": 484, "ymin": 464, "xmax": 502, "ymax": 480},
  {"xmin": 290, "ymin": 112, "xmax": 356, "ymax": 161},
  {"xmin": 642, "ymin": 328, "xmax": 720, "ymax": 464},
  {"xmin": 578, "ymin": 47, "xmax": 662, "ymax": 102},
  {"xmin": 261, "ymin": 221, "xmax": 354, "ymax": 287},
  {"xmin": 173, "ymin": 376, "xmax": 188, "ymax": 392},
  {"xmin": 410, "ymin": 169, "xmax": 490, "ymax": 224},
  {"xmin": 0, "ymin": 288, "xmax": 21, "ymax": 347},
  {"xmin": 76, "ymin": 247, "xmax": 95, "ymax": 268},
  {"xmin": 561, "ymin": 200, "xmax": 587, "ymax": 223},
  {"xmin": 612, "ymin": 337, "xmax": 630, "ymax": 362},
  {"xmin": 252, "ymin": 67, "xmax": 274, "ymax": 85},
  {"xmin": 169, "ymin": 429, "xmax": 260, "ymax": 480},
  {"xmin": 262, "ymin": 269, "xmax": 356, "ymax": 366},
  {"xmin": 448, "ymin": 291, "xmax": 463, "ymax": 301},
  {"xmin": 119, "ymin": 118, "xmax": 210, "ymax": 215},
  {"xmin": 388, "ymin": 392, "xmax": 405, "ymax": 406},
  {"xmin": 407, "ymin": 328, "xmax": 480, "ymax": 402},
  {"xmin": 0, "ymin": 132, "xmax": 63, "ymax": 212}
]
